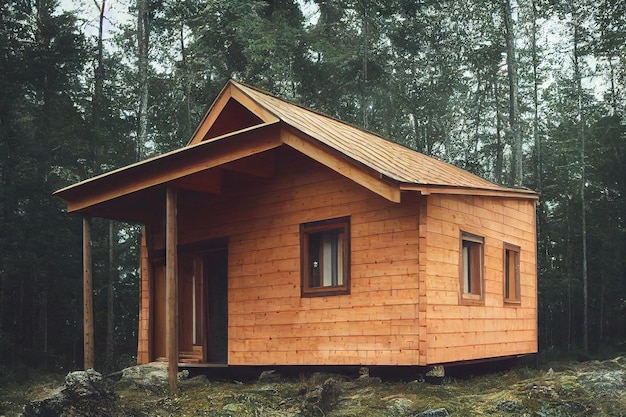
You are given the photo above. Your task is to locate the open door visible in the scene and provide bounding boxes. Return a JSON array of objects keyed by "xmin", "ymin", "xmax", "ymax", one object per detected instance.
[
  {"xmin": 177, "ymin": 243, "xmax": 228, "ymax": 364},
  {"xmin": 152, "ymin": 240, "xmax": 228, "ymax": 364}
]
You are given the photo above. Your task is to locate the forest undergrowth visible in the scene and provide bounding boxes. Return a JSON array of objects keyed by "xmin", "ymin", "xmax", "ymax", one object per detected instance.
[{"xmin": 1, "ymin": 355, "xmax": 625, "ymax": 416}]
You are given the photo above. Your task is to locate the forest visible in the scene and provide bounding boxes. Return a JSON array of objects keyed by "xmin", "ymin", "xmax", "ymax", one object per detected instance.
[{"xmin": 0, "ymin": 0, "xmax": 624, "ymax": 372}]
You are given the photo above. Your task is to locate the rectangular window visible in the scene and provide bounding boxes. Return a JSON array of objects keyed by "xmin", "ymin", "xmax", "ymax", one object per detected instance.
[
  {"xmin": 301, "ymin": 217, "xmax": 350, "ymax": 297},
  {"xmin": 504, "ymin": 243, "xmax": 521, "ymax": 303},
  {"xmin": 460, "ymin": 231, "xmax": 484, "ymax": 303}
]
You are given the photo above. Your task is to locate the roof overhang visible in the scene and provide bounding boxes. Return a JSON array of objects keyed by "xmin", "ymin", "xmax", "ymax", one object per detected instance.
[
  {"xmin": 399, "ymin": 184, "xmax": 539, "ymax": 200},
  {"xmin": 54, "ymin": 121, "xmax": 283, "ymax": 220},
  {"xmin": 54, "ymin": 121, "xmax": 407, "ymax": 221}
]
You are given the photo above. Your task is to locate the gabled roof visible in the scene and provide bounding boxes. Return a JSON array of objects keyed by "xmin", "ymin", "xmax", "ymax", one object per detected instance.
[
  {"xmin": 190, "ymin": 80, "xmax": 537, "ymax": 198},
  {"xmin": 55, "ymin": 79, "xmax": 537, "ymax": 221}
]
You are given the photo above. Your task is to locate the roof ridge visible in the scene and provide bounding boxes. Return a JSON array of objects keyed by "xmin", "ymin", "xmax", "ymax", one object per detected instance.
[
  {"xmin": 229, "ymin": 79, "xmax": 409, "ymax": 149},
  {"xmin": 227, "ymin": 80, "xmax": 540, "ymax": 198}
]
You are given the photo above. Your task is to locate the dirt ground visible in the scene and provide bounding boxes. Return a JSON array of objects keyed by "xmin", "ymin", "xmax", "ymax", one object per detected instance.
[{"xmin": 2, "ymin": 356, "xmax": 625, "ymax": 416}]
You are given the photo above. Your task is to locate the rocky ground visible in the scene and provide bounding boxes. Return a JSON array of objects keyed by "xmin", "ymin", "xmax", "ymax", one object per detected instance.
[{"xmin": 1, "ymin": 356, "xmax": 625, "ymax": 416}]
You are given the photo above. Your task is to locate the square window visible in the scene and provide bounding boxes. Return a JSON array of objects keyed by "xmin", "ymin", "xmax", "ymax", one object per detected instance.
[
  {"xmin": 504, "ymin": 243, "xmax": 521, "ymax": 303},
  {"xmin": 460, "ymin": 231, "xmax": 484, "ymax": 303},
  {"xmin": 301, "ymin": 217, "xmax": 350, "ymax": 297}
]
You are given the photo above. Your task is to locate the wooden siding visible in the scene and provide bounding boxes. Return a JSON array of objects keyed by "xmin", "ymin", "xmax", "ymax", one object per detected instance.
[
  {"xmin": 136, "ymin": 147, "xmax": 537, "ymax": 367},
  {"xmin": 137, "ymin": 228, "xmax": 150, "ymax": 364},
  {"xmin": 175, "ymin": 147, "xmax": 421, "ymax": 366},
  {"xmin": 424, "ymin": 194, "xmax": 538, "ymax": 364}
]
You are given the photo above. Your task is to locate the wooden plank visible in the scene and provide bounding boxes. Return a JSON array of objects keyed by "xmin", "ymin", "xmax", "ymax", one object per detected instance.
[
  {"xmin": 172, "ymin": 169, "xmax": 222, "ymax": 194},
  {"xmin": 281, "ymin": 130, "xmax": 401, "ymax": 203},
  {"xmin": 165, "ymin": 186, "xmax": 178, "ymax": 393},
  {"xmin": 223, "ymin": 150, "xmax": 275, "ymax": 178},
  {"xmin": 427, "ymin": 340, "xmax": 537, "ymax": 364},
  {"xmin": 187, "ymin": 83, "xmax": 234, "ymax": 145},
  {"xmin": 188, "ymin": 83, "xmax": 279, "ymax": 145},
  {"xmin": 417, "ymin": 196, "xmax": 428, "ymax": 366},
  {"xmin": 400, "ymin": 184, "xmax": 538, "ymax": 200},
  {"xmin": 137, "ymin": 226, "xmax": 150, "ymax": 364},
  {"xmin": 83, "ymin": 217, "xmax": 94, "ymax": 370}
]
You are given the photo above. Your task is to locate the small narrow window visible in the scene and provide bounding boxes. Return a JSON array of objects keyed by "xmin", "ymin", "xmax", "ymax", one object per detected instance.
[
  {"xmin": 504, "ymin": 243, "xmax": 521, "ymax": 303},
  {"xmin": 460, "ymin": 231, "xmax": 484, "ymax": 303},
  {"xmin": 301, "ymin": 217, "xmax": 350, "ymax": 297}
]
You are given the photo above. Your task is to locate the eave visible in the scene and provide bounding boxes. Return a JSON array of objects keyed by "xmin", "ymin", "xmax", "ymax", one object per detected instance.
[
  {"xmin": 399, "ymin": 183, "xmax": 539, "ymax": 200},
  {"xmin": 54, "ymin": 121, "xmax": 282, "ymax": 220}
]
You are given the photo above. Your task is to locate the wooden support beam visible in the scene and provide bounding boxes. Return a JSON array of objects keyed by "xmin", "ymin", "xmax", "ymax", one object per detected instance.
[
  {"xmin": 165, "ymin": 186, "xmax": 178, "ymax": 393},
  {"xmin": 83, "ymin": 217, "xmax": 95, "ymax": 370}
]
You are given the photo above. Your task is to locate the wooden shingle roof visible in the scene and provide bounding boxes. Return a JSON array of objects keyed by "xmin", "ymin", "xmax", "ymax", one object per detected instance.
[{"xmin": 193, "ymin": 80, "xmax": 537, "ymax": 199}]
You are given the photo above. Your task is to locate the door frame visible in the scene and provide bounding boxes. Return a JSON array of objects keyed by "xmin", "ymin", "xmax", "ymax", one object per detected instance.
[{"xmin": 177, "ymin": 238, "xmax": 228, "ymax": 364}]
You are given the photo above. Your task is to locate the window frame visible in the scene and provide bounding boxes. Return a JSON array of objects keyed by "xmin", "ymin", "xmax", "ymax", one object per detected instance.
[
  {"xmin": 300, "ymin": 217, "xmax": 350, "ymax": 297},
  {"xmin": 459, "ymin": 231, "xmax": 485, "ymax": 305},
  {"xmin": 503, "ymin": 243, "xmax": 521, "ymax": 304}
]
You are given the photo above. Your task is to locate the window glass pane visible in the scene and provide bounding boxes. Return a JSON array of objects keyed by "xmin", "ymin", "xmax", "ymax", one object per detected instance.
[
  {"xmin": 504, "ymin": 245, "xmax": 520, "ymax": 301},
  {"xmin": 470, "ymin": 242, "xmax": 481, "ymax": 293},
  {"xmin": 309, "ymin": 233, "xmax": 321, "ymax": 287},
  {"xmin": 505, "ymin": 250, "xmax": 511, "ymax": 298},
  {"xmin": 463, "ymin": 243, "xmax": 470, "ymax": 293},
  {"xmin": 322, "ymin": 232, "xmax": 333, "ymax": 286},
  {"xmin": 301, "ymin": 217, "xmax": 350, "ymax": 297},
  {"xmin": 336, "ymin": 231, "xmax": 344, "ymax": 285},
  {"xmin": 460, "ymin": 232, "xmax": 483, "ymax": 300}
]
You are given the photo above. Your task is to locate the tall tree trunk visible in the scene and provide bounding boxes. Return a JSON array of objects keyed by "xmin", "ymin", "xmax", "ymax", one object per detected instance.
[
  {"xmin": 608, "ymin": 57, "xmax": 618, "ymax": 114},
  {"xmin": 531, "ymin": 0, "xmax": 543, "ymax": 243},
  {"xmin": 572, "ymin": 8, "xmax": 589, "ymax": 354},
  {"xmin": 566, "ymin": 213, "xmax": 573, "ymax": 350},
  {"xmin": 42, "ymin": 280, "xmax": 48, "ymax": 369},
  {"xmin": 494, "ymin": 80, "xmax": 503, "ymax": 184},
  {"xmin": 92, "ymin": 0, "xmax": 105, "ymax": 176},
  {"xmin": 361, "ymin": 7, "xmax": 369, "ymax": 129},
  {"xmin": 599, "ymin": 283, "xmax": 605, "ymax": 342},
  {"xmin": 503, "ymin": 0, "xmax": 522, "ymax": 185},
  {"xmin": 179, "ymin": 21, "xmax": 193, "ymax": 138},
  {"xmin": 137, "ymin": 0, "xmax": 149, "ymax": 161}
]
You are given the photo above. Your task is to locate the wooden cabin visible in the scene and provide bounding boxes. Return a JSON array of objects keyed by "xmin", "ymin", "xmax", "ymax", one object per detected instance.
[{"xmin": 55, "ymin": 80, "xmax": 538, "ymax": 376}]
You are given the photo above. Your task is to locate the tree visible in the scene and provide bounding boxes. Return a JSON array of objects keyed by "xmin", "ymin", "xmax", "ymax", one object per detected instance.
[
  {"xmin": 502, "ymin": 0, "xmax": 522, "ymax": 185},
  {"xmin": 0, "ymin": 0, "xmax": 89, "ymax": 368}
]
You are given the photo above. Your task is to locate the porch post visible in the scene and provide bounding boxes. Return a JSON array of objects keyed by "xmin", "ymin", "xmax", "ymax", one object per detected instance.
[
  {"xmin": 165, "ymin": 186, "xmax": 178, "ymax": 393},
  {"xmin": 83, "ymin": 217, "xmax": 95, "ymax": 369}
]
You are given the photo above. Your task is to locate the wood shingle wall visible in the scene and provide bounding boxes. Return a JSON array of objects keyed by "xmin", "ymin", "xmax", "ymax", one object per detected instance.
[
  {"xmin": 137, "ymin": 145, "xmax": 537, "ymax": 366},
  {"xmin": 424, "ymin": 194, "xmax": 537, "ymax": 364},
  {"xmin": 197, "ymin": 148, "xmax": 420, "ymax": 365}
]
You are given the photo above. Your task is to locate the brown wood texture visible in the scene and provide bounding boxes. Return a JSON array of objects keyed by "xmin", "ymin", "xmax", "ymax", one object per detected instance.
[
  {"xmin": 417, "ymin": 197, "xmax": 428, "ymax": 366},
  {"xmin": 83, "ymin": 217, "xmax": 94, "ymax": 370},
  {"xmin": 152, "ymin": 264, "xmax": 166, "ymax": 359},
  {"xmin": 424, "ymin": 194, "xmax": 538, "ymax": 364},
  {"xmin": 142, "ymin": 146, "xmax": 537, "ymax": 367},
  {"xmin": 174, "ymin": 148, "xmax": 421, "ymax": 366},
  {"xmin": 55, "ymin": 80, "xmax": 537, "ymax": 223},
  {"xmin": 165, "ymin": 186, "xmax": 178, "ymax": 392},
  {"xmin": 55, "ymin": 122, "xmax": 282, "ymax": 215},
  {"xmin": 230, "ymin": 80, "xmax": 537, "ymax": 198},
  {"xmin": 137, "ymin": 227, "xmax": 150, "ymax": 364}
]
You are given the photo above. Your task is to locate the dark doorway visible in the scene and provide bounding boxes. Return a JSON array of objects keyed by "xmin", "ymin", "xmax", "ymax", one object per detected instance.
[
  {"xmin": 204, "ymin": 248, "xmax": 228, "ymax": 363},
  {"xmin": 153, "ymin": 240, "xmax": 228, "ymax": 364}
]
